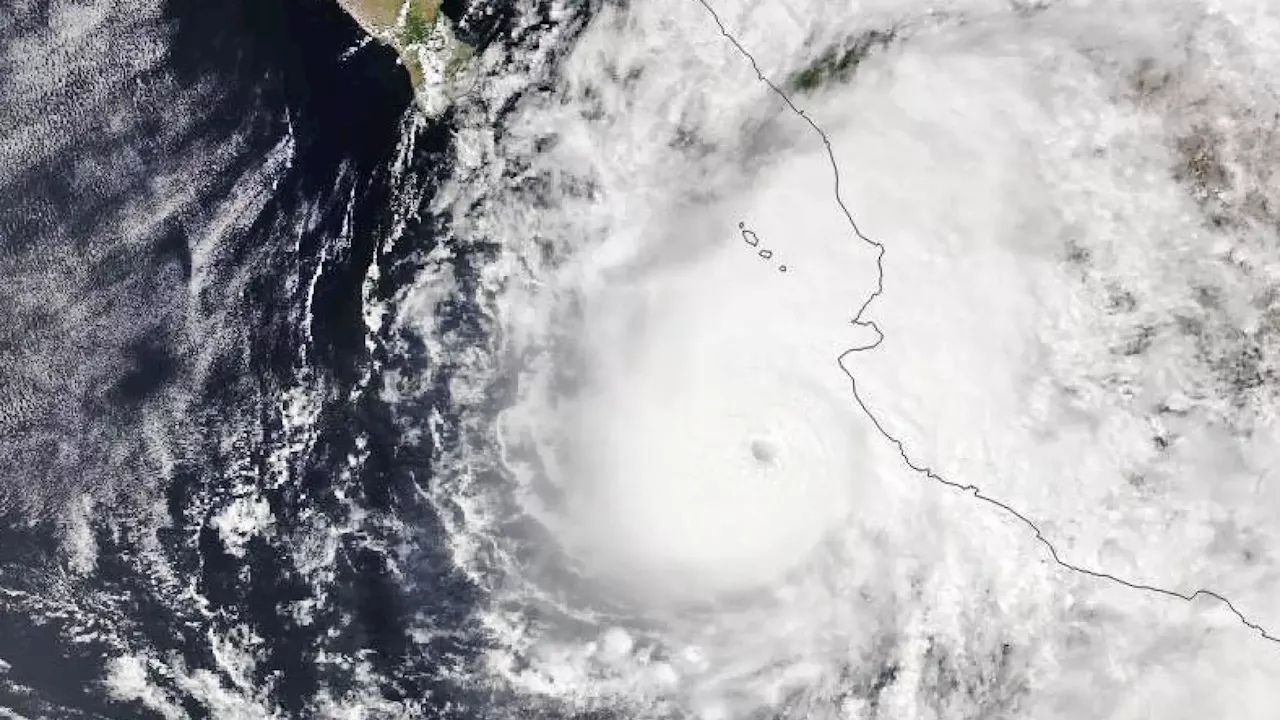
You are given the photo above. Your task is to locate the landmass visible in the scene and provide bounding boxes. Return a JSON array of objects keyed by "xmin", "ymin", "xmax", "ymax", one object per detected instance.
[
  {"xmin": 786, "ymin": 29, "xmax": 897, "ymax": 93},
  {"xmin": 338, "ymin": 0, "xmax": 476, "ymax": 116}
]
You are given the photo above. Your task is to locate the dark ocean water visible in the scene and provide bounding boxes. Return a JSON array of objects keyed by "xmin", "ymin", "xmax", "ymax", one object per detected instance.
[{"xmin": 0, "ymin": 0, "xmax": 527, "ymax": 716}]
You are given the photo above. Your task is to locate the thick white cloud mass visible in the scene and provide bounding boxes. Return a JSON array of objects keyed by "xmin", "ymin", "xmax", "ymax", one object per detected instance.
[{"xmin": 414, "ymin": 0, "xmax": 1280, "ymax": 716}]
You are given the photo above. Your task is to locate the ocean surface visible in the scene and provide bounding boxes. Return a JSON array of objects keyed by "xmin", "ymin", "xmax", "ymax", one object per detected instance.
[
  {"xmin": 9, "ymin": 0, "xmax": 1280, "ymax": 718},
  {"xmin": 0, "ymin": 0, "xmax": 553, "ymax": 716}
]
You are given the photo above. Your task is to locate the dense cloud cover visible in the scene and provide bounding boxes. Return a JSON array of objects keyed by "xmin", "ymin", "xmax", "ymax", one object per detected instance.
[{"xmin": 411, "ymin": 0, "xmax": 1280, "ymax": 716}]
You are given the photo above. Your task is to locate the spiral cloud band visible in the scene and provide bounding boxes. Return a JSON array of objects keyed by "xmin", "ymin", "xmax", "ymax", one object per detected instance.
[
  {"xmin": 414, "ymin": 0, "xmax": 1280, "ymax": 716},
  {"xmin": 559, "ymin": 228, "xmax": 877, "ymax": 598}
]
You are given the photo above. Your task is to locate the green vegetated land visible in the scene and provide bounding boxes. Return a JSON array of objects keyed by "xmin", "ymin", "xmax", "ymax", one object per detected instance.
[
  {"xmin": 445, "ymin": 41, "xmax": 476, "ymax": 75},
  {"xmin": 340, "ymin": 0, "xmax": 443, "ymax": 47},
  {"xmin": 339, "ymin": 0, "xmax": 475, "ymax": 113},
  {"xmin": 401, "ymin": 0, "xmax": 442, "ymax": 45},
  {"xmin": 789, "ymin": 29, "xmax": 897, "ymax": 92},
  {"xmin": 342, "ymin": 0, "xmax": 403, "ymax": 28}
]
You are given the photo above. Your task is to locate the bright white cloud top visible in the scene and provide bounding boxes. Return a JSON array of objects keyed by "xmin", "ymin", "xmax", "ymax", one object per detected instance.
[{"xmin": 401, "ymin": 0, "xmax": 1280, "ymax": 716}]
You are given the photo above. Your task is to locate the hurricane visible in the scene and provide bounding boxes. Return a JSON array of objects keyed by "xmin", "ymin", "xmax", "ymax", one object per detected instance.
[
  {"xmin": 418, "ymin": 0, "xmax": 1280, "ymax": 716},
  {"xmin": 4, "ymin": 0, "xmax": 1280, "ymax": 718}
]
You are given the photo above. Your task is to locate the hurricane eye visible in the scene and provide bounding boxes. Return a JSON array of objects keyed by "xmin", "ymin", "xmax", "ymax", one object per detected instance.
[{"xmin": 749, "ymin": 438, "xmax": 777, "ymax": 465}]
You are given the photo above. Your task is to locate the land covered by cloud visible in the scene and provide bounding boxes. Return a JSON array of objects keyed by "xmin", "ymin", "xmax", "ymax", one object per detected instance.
[{"xmin": 403, "ymin": 0, "xmax": 1280, "ymax": 717}]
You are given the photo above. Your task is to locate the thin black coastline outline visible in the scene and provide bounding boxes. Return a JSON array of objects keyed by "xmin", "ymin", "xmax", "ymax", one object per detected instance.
[
  {"xmin": 739, "ymin": 221, "xmax": 787, "ymax": 269},
  {"xmin": 693, "ymin": 0, "xmax": 1280, "ymax": 645}
]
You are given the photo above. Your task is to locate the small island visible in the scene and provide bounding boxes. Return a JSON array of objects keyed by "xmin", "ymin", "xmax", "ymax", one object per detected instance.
[{"xmin": 338, "ymin": 0, "xmax": 476, "ymax": 116}]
